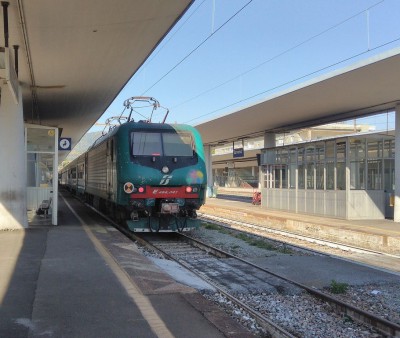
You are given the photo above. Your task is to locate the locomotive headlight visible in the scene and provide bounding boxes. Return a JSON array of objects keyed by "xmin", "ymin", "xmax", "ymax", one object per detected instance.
[
  {"xmin": 185, "ymin": 186, "xmax": 192, "ymax": 193},
  {"xmin": 161, "ymin": 166, "xmax": 169, "ymax": 174}
]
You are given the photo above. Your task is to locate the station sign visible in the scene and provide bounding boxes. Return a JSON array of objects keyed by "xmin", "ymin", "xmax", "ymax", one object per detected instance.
[
  {"xmin": 233, "ymin": 147, "xmax": 244, "ymax": 158},
  {"xmin": 59, "ymin": 138, "xmax": 72, "ymax": 150}
]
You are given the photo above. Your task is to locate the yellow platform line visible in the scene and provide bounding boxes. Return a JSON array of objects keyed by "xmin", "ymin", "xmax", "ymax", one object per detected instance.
[{"xmin": 62, "ymin": 195, "xmax": 174, "ymax": 338}]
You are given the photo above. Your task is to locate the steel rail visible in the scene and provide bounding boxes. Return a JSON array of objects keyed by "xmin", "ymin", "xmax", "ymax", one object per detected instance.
[
  {"xmin": 83, "ymin": 201, "xmax": 400, "ymax": 337},
  {"xmin": 137, "ymin": 233, "xmax": 296, "ymax": 338},
  {"xmin": 177, "ymin": 233, "xmax": 400, "ymax": 337},
  {"xmin": 199, "ymin": 213, "xmax": 400, "ymax": 259}
]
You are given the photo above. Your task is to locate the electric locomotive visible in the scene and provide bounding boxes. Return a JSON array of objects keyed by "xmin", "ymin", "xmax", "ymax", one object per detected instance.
[{"xmin": 61, "ymin": 97, "xmax": 207, "ymax": 232}]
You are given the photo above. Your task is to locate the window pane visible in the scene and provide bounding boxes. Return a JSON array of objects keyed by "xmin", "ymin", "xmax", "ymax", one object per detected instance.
[
  {"xmin": 289, "ymin": 164, "xmax": 296, "ymax": 189},
  {"xmin": 306, "ymin": 146, "xmax": 314, "ymax": 163},
  {"xmin": 273, "ymin": 167, "xmax": 281, "ymax": 188},
  {"xmin": 275, "ymin": 149, "xmax": 281, "ymax": 164},
  {"xmin": 264, "ymin": 149, "xmax": 276, "ymax": 164},
  {"xmin": 315, "ymin": 143, "xmax": 325, "ymax": 161},
  {"xmin": 281, "ymin": 149, "xmax": 288, "ymax": 164},
  {"xmin": 326, "ymin": 161, "xmax": 334, "ymax": 190},
  {"xmin": 298, "ymin": 147, "xmax": 305, "ymax": 163},
  {"xmin": 132, "ymin": 132, "xmax": 162, "ymax": 156},
  {"xmin": 367, "ymin": 160, "xmax": 382, "ymax": 190},
  {"xmin": 163, "ymin": 132, "xmax": 194, "ymax": 156},
  {"xmin": 298, "ymin": 164, "xmax": 305, "ymax": 189},
  {"xmin": 350, "ymin": 139, "xmax": 365, "ymax": 161},
  {"xmin": 289, "ymin": 148, "xmax": 297, "ymax": 163},
  {"xmin": 281, "ymin": 165, "xmax": 287, "ymax": 188},
  {"xmin": 384, "ymin": 159, "xmax": 395, "ymax": 191},
  {"xmin": 326, "ymin": 141, "xmax": 335, "ymax": 159},
  {"xmin": 307, "ymin": 162, "xmax": 314, "ymax": 189},
  {"xmin": 337, "ymin": 162, "xmax": 346, "ymax": 190},
  {"xmin": 316, "ymin": 162, "xmax": 324, "ymax": 190},
  {"xmin": 26, "ymin": 153, "xmax": 53, "ymax": 187},
  {"xmin": 336, "ymin": 141, "xmax": 346, "ymax": 161},
  {"xmin": 350, "ymin": 161, "xmax": 365, "ymax": 189},
  {"xmin": 367, "ymin": 140, "xmax": 381, "ymax": 159},
  {"xmin": 383, "ymin": 140, "xmax": 395, "ymax": 158},
  {"xmin": 78, "ymin": 164, "xmax": 84, "ymax": 179},
  {"xmin": 27, "ymin": 128, "xmax": 55, "ymax": 152}
]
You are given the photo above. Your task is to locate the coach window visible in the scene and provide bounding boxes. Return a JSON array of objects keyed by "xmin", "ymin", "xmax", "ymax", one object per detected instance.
[{"xmin": 78, "ymin": 164, "xmax": 84, "ymax": 179}]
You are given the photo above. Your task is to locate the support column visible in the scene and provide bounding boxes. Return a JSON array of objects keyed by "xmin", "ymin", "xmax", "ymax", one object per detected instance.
[
  {"xmin": 261, "ymin": 132, "xmax": 277, "ymax": 208},
  {"xmin": 264, "ymin": 132, "xmax": 276, "ymax": 148},
  {"xmin": 394, "ymin": 104, "xmax": 400, "ymax": 222},
  {"xmin": 0, "ymin": 83, "xmax": 27, "ymax": 229},
  {"xmin": 345, "ymin": 138, "xmax": 350, "ymax": 220},
  {"xmin": 204, "ymin": 145, "xmax": 214, "ymax": 198}
]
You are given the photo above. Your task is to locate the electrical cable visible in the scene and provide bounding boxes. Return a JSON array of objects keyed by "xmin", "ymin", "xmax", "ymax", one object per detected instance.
[
  {"xmin": 141, "ymin": 0, "xmax": 254, "ymax": 95},
  {"xmin": 185, "ymin": 35, "xmax": 400, "ymax": 124},
  {"xmin": 137, "ymin": 0, "xmax": 207, "ymax": 73},
  {"xmin": 172, "ymin": 0, "xmax": 385, "ymax": 110}
]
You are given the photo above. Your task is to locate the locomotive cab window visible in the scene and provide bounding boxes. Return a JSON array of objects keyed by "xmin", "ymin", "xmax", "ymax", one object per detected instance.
[
  {"xmin": 131, "ymin": 131, "xmax": 195, "ymax": 157},
  {"xmin": 163, "ymin": 132, "xmax": 194, "ymax": 157},
  {"xmin": 132, "ymin": 132, "xmax": 162, "ymax": 156}
]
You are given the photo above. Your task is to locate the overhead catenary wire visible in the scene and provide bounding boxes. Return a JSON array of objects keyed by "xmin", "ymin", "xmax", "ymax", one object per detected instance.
[
  {"xmin": 136, "ymin": 0, "xmax": 207, "ymax": 75},
  {"xmin": 140, "ymin": 0, "xmax": 254, "ymax": 95},
  {"xmin": 172, "ymin": 0, "xmax": 385, "ymax": 111},
  {"xmin": 184, "ymin": 35, "xmax": 400, "ymax": 124}
]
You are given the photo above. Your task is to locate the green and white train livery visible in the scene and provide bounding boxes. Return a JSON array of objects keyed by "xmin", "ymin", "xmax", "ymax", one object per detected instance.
[{"xmin": 60, "ymin": 99, "xmax": 207, "ymax": 232}]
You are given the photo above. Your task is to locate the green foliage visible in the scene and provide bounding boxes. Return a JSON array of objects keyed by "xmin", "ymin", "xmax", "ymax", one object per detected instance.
[
  {"xmin": 201, "ymin": 222, "xmax": 294, "ymax": 253},
  {"xmin": 202, "ymin": 222, "xmax": 221, "ymax": 230},
  {"xmin": 330, "ymin": 280, "xmax": 348, "ymax": 294}
]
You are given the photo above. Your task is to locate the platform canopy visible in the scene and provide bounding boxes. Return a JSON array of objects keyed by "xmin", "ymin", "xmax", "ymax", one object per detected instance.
[
  {"xmin": 196, "ymin": 48, "xmax": 400, "ymax": 145},
  {"xmin": 5, "ymin": 0, "xmax": 192, "ymax": 152}
]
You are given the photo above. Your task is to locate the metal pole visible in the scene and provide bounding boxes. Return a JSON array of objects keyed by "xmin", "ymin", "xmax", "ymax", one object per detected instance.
[{"xmin": 1, "ymin": 1, "xmax": 9, "ymax": 47}]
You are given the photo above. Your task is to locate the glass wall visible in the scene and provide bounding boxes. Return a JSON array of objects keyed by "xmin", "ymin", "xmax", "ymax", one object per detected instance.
[
  {"xmin": 262, "ymin": 133, "xmax": 394, "ymax": 192},
  {"xmin": 26, "ymin": 125, "xmax": 58, "ymax": 225}
]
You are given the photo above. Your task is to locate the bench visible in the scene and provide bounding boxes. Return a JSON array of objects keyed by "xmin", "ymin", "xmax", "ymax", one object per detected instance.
[{"xmin": 36, "ymin": 197, "xmax": 52, "ymax": 218}]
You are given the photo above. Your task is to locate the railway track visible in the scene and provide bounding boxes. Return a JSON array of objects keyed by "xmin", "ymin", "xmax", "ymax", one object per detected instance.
[
  {"xmin": 134, "ymin": 232, "xmax": 400, "ymax": 337},
  {"xmin": 84, "ymin": 200, "xmax": 400, "ymax": 337},
  {"xmin": 198, "ymin": 213, "xmax": 400, "ymax": 273}
]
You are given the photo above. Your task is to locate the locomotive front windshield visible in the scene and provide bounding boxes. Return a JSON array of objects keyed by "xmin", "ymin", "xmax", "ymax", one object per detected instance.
[{"xmin": 131, "ymin": 131, "xmax": 195, "ymax": 157}]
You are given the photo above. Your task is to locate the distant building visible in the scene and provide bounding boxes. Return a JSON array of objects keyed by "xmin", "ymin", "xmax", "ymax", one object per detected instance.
[{"xmin": 212, "ymin": 123, "xmax": 373, "ymax": 189}]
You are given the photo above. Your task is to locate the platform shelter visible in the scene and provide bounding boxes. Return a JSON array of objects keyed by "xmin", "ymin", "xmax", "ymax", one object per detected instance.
[{"xmin": 260, "ymin": 131, "xmax": 395, "ymax": 220}]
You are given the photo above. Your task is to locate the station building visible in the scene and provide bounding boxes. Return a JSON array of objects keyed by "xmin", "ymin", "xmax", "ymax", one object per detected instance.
[{"xmin": 211, "ymin": 123, "xmax": 374, "ymax": 190}]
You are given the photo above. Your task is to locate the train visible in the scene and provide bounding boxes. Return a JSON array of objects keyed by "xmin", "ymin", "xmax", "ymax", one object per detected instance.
[{"xmin": 59, "ymin": 97, "xmax": 207, "ymax": 232}]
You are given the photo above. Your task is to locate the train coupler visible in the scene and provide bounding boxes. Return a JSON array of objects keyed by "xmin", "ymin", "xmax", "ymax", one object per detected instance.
[{"xmin": 130, "ymin": 211, "xmax": 139, "ymax": 221}]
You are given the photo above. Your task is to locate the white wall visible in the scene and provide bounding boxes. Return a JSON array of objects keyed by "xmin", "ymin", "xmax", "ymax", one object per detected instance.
[
  {"xmin": 262, "ymin": 188, "xmax": 384, "ymax": 220},
  {"xmin": 0, "ymin": 84, "xmax": 27, "ymax": 229}
]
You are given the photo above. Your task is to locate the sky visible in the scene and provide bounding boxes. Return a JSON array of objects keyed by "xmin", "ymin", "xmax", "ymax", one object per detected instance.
[{"xmin": 89, "ymin": 0, "xmax": 400, "ymax": 132}]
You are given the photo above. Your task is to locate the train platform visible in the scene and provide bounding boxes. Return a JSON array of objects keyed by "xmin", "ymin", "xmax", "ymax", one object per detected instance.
[
  {"xmin": 0, "ymin": 193, "xmax": 254, "ymax": 338},
  {"xmin": 201, "ymin": 193, "xmax": 400, "ymax": 256}
]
